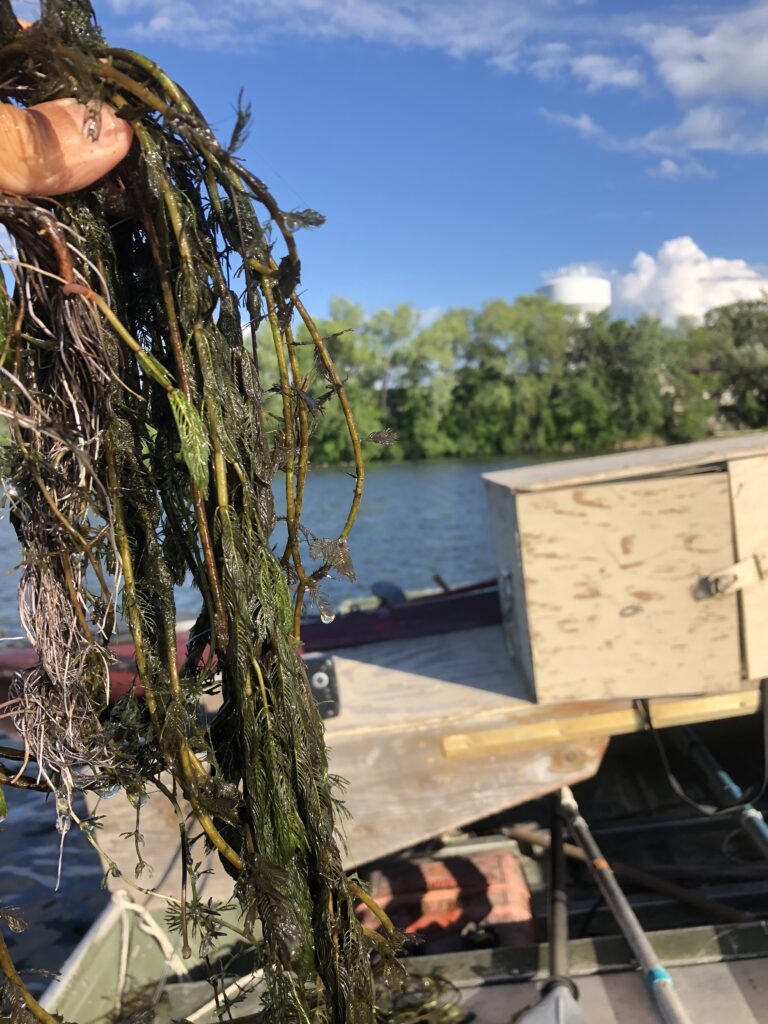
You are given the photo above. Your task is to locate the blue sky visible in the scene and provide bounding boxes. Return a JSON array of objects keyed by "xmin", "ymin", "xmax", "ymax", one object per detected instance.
[{"xmin": 83, "ymin": 2, "xmax": 768, "ymax": 322}]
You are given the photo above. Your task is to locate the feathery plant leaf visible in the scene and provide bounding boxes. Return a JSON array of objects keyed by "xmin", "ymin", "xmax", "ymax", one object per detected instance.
[{"xmin": 168, "ymin": 389, "xmax": 211, "ymax": 495}]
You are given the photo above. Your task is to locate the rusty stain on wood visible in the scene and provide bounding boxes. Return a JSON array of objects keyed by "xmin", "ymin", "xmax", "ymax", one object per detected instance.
[{"xmin": 573, "ymin": 489, "xmax": 611, "ymax": 509}]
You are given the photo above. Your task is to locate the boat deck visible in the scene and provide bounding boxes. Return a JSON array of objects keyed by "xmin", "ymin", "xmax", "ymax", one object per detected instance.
[
  {"xmin": 79, "ymin": 622, "xmax": 761, "ymax": 904},
  {"xmin": 413, "ymin": 922, "xmax": 768, "ymax": 1024}
]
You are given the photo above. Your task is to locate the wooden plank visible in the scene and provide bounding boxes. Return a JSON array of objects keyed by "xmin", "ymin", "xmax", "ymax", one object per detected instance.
[
  {"xmin": 332, "ymin": 731, "xmax": 606, "ymax": 867},
  {"xmin": 324, "ymin": 627, "xmax": 604, "ymax": 865},
  {"xmin": 483, "ymin": 433, "xmax": 768, "ymax": 495},
  {"xmin": 729, "ymin": 455, "xmax": 768, "ymax": 680},
  {"xmin": 86, "ymin": 732, "xmax": 605, "ymax": 888},
  {"xmin": 325, "ymin": 626, "xmax": 531, "ymax": 736},
  {"xmin": 442, "ymin": 687, "xmax": 760, "ymax": 758},
  {"xmin": 514, "ymin": 472, "xmax": 740, "ymax": 702}
]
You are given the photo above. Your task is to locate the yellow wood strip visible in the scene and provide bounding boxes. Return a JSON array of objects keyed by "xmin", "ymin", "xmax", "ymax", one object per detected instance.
[{"xmin": 442, "ymin": 688, "xmax": 760, "ymax": 758}]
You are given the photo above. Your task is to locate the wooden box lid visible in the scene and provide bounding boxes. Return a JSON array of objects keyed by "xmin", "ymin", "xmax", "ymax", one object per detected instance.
[{"xmin": 483, "ymin": 433, "xmax": 768, "ymax": 495}]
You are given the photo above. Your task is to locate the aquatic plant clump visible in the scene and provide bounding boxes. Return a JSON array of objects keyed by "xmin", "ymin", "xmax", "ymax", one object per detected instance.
[{"xmin": 0, "ymin": 2, "xmax": 399, "ymax": 1020}]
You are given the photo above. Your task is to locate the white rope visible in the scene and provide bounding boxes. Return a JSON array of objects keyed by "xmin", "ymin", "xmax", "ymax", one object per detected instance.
[
  {"xmin": 113, "ymin": 889, "xmax": 189, "ymax": 975},
  {"xmin": 185, "ymin": 969, "xmax": 264, "ymax": 1023}
]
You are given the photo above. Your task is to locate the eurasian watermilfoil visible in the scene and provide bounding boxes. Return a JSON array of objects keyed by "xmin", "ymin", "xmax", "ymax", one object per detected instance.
[{"xmin": 0, "ymin": 3, "xmax": 400, "ymax": 1021}]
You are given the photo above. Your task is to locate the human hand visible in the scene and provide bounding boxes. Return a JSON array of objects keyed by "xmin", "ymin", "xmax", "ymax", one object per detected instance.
[{"xmin": 0, "ymin": 21, "xmax": 133, "ymax": 196}]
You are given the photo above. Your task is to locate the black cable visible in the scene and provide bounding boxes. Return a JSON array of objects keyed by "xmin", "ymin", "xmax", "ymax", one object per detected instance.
[{"xmin": 637, "ymin": 677, "xmax": 768, "ymax": 817}]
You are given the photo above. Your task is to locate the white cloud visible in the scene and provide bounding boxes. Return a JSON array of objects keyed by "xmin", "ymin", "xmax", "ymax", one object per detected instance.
[
  {"xmin": 646, "ymin": 157, "xmax": 713, "ymax": 180},
  {"xmin": 529, "ymin": 44, "xmax": 644, "ymax": 91},
  {"xmin": 108, "ymin": 0, "xmax": 535, "ymax": 60},
  {"xmin": 613, "ymin": 237, "xmax": 768, "ymax": 323},
  {"xmin": 103, "ymin": 0, "xmax": 768, "ymax": 165},
  {"xmin": 639, "ymin": 5, "xmax": 768, "ymax": 101},
  {"xmin": 106, "ymin": 0, "xmax": 648, "ymax": 96},
  {"xmin": 528, "ymin": 41, "xmax": 571, "ymax": 79},
  {"xmin": 541, "ymin": 100, "xmax": 768, "ymax": 173},
  {"xmin": 539, "ymin": 108, "xmax": 603, "ymax": 138},
  {"xmin": 633, "ymin": 105, "xmax": 768, "ymax": 156},
  {"xmin": 569, "ymin": 54, "xmax": 644, "ymax": 92}
]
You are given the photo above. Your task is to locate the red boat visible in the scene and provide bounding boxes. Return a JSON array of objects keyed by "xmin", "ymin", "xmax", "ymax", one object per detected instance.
[{"xmin": 0, "ymin": 578, "xmax": 501, "ymax": 717}]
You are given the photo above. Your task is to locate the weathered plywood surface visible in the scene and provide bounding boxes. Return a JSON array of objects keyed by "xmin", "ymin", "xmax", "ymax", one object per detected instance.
[
  {"xmin": 330, "ymin": 729, "xmax": 606, "ymax": 867},
  {"xmin": 483, "ymin": 432, "xmax": 768, "ymax": 495},
  {"xmin": 730, "ymin": 455, "xmax": 768, "ymax": 681},
  {"xmin": 88, "ymin": 627, "xmax": 605, "ymax": 891},
  {"xmin": 515, "ymin": 472, "xmax": 740, "ymax": 701},
  {"xmin": 324, "ymin": 627, "xmax": 605, "ymax": 865},
  {"xmin": 326, "ymin": 626, "xmax": 531, "ymax": 735},
  {"xmin": 87, "ymin": 606, "xmax": 763, "ymax": 892}
]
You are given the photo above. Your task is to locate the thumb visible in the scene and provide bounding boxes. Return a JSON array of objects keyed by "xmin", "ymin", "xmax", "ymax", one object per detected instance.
[{"xmin": 0, "ymin": 97, "xmax": 133, "ymax": 197}]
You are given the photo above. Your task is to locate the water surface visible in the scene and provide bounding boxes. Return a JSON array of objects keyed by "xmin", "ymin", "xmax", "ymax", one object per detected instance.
[{"xmin": 0, "ymin": 457, "xmax": 515, "ymax": 633}]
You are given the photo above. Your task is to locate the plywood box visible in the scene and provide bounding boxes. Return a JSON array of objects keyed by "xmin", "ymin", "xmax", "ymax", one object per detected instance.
[{"xmin": 484, "ymin": 434, "xmax": 768, "ymax": 703}]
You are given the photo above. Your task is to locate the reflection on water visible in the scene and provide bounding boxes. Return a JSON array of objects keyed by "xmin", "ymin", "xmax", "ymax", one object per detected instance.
[
  {"xmin": 0, "ymin": 771, "xmax": 109, "ymax": 994},
  {"xmin": 0, "ymin": 458, "xmax": 513, "ymax": 634}
]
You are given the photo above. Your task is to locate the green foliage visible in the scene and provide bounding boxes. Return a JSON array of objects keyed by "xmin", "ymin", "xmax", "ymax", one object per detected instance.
[
  {"xmin": 168, "ymin": 389, "xmax": 211, "ymax": 495},
  {"xmin": 310, "ymin": 294, "xmax": 768, "ymax": 463},
  {"xmin": 704, "ymin": 299, "xmax": 768, "ymax": 429}
]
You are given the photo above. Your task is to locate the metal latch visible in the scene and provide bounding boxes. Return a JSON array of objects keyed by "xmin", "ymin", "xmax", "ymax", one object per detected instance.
[{"xmin": 700, "ymin": 552, "xmax": 768, "ymax": 597}]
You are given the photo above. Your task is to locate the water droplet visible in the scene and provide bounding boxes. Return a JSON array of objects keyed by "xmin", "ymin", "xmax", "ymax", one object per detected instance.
[
  {"xmin": 96, "ymin": 783, "xmax": 121, "ymax": 801},
  {"xmin": 320, "ymin": 610, "xmax": 336, "ymax": 625},
  {"xmin": 56, "ymin": 813, "xmax": 71, "ymax": 835},
  {"xmin": 127, "ymin": 790, "xmax": 149, "ymax": 809},
  {"xmin": 199, "ymin": 937, "xmax": 213, "ymax": 957}
]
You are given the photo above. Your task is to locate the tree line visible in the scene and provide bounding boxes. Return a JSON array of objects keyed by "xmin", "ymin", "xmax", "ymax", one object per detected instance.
[{"xmin": 257, "ymin": 295, "xmax": 768, "ymax": 463}]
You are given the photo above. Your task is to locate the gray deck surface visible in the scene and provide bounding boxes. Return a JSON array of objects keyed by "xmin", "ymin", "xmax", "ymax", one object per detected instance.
[{"xmin": 461, "ymin": 959, "xmax": 768, "ymax": 1023}]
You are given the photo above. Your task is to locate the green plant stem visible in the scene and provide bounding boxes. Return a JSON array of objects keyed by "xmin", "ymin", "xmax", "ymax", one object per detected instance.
[
  {"xmin": 0, "ymin": 765, "xmax": 48, "ymax": 791},
  {"xmin": 0, "ymin": 930, "xmax": 60, "ymax": 1024}
]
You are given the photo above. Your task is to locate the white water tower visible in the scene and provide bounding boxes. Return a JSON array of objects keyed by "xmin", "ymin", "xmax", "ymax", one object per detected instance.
[{"xmin": 538, "ymin": 274, "xmax": 612, "ymax": 320}]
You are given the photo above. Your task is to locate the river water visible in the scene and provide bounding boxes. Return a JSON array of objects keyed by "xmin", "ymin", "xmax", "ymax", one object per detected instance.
[
  {"xmin": 0, "ymin": 457, "xmax": 512, "ymax": 635},
  {"xmin": 0, "ymin": 456, "xmax": 516, "ymax": 991}
]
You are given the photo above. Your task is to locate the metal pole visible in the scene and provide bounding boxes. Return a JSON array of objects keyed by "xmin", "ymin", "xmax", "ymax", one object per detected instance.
[
  {"xmin": 548, "ymin": 790, "xmax": 570, "ymax": 983},
  {"xmin": 678, "ymin": 727, "xmax": 768, "ymax": 861},
  {"xmin": 518, "ymin": 791, "xmax": 587, "ymax": 1023},
  {"xmin": 560, "ymin": 787, "xmax": 692, "ymax": 1024}
]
